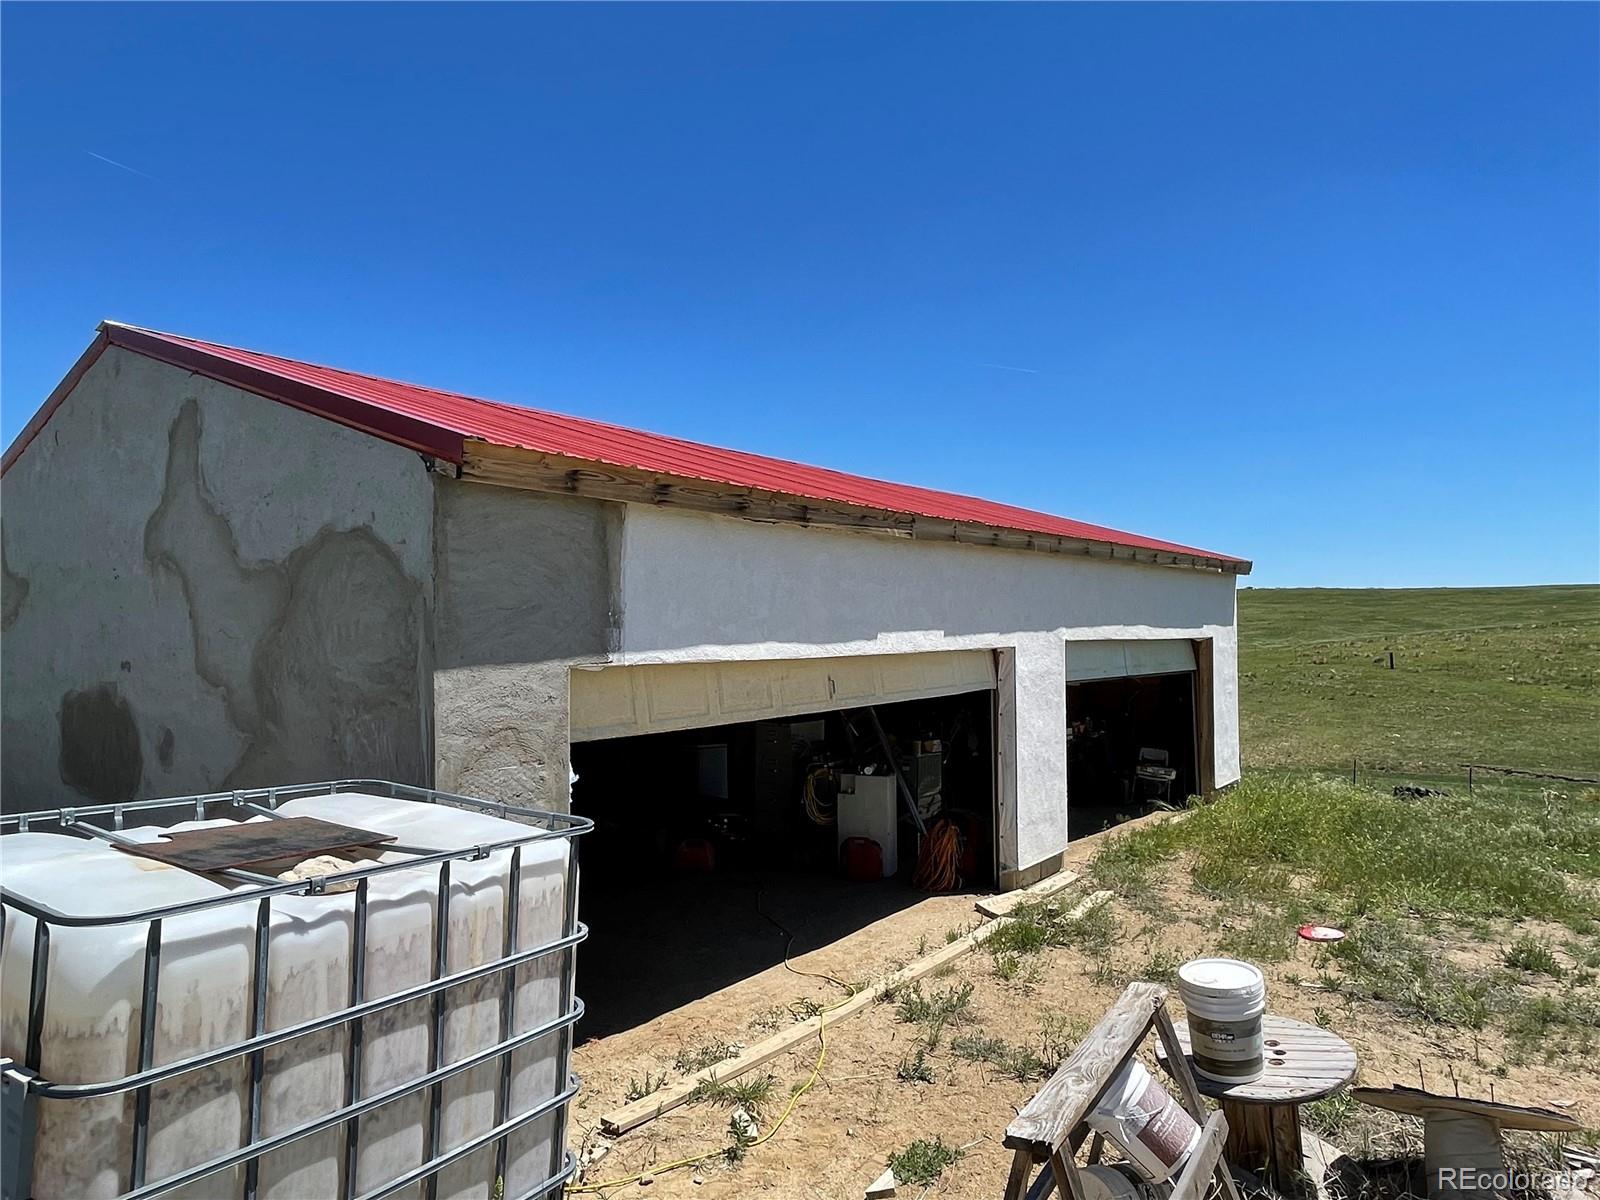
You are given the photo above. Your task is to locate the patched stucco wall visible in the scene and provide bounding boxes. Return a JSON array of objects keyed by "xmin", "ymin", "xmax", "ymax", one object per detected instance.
[
  {"xmin": 432, "ymin": 479, "xmax": 619, "ymax": 808},
  {"xmin": 614, "ymin": 505, "xmax": 1240, "ymax": 873},
  {"xmin": 1, "ymin": 348, "xmax": 435, "ymax": 811}
]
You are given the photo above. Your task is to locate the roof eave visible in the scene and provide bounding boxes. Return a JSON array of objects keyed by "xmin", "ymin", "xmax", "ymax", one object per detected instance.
[
  {"xmin": 100, "ymin": 321, "xmax": 468, "ymax": 463},
  {"xmin": 461, "ymin": 439, "xmax": 1252, "ymax": 574}
]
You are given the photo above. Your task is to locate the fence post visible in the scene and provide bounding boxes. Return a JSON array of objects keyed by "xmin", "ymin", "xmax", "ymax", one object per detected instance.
[
  {"xmin": 1351, "ymin": 757, "xmax": 1357, "ymax": 785},
  {"xmin": 1468, "ymin": 766, "xmax": 1473, "ymax": 795}
]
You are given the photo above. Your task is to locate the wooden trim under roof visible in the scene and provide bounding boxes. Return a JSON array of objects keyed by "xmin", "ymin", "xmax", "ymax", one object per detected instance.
[{"xmin": 462, "ymin": 440, "xmax": 1249, "ymax": 573}]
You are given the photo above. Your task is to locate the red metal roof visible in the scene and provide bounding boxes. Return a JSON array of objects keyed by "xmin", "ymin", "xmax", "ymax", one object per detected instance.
[{"xmin": 6, "ymin": 321, "xmax": 1248, "ymax": 571}]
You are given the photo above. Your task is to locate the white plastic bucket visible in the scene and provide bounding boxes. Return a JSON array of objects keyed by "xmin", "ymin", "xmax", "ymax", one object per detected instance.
[
  {"xmin": 1177, "ymin": 957, "xmax": 1267, "ymax": 1084},
  {"xmin": 1085, "ymin": 1060, "xmax": 1202, "ymax": 1184}
]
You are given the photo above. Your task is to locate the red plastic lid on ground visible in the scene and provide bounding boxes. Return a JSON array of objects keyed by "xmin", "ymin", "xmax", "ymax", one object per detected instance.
[{"xmin": 1298, "ymin": 924, "xmax": 1346, "ymax": 942}]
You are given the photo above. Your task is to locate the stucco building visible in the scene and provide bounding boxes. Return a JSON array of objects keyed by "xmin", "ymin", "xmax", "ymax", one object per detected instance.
[{"xmin": 2, "ymin": 321, "xmax": 1249, "ymax": 890}]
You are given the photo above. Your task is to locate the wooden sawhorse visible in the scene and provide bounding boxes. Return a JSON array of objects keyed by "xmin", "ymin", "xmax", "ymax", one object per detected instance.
[{"xmin": 1001, "ymin": 982, "xmax": 1244, "ymax": 1200}]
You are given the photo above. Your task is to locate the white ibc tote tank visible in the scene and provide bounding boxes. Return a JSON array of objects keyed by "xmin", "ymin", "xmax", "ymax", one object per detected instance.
[
  {"xmin": 0, "ymin": 786, "xmax": 583, "ymax": 1200},
  {"xmin": 1, "ymin": 830, "xmax": 252, "ymax": 1200}
]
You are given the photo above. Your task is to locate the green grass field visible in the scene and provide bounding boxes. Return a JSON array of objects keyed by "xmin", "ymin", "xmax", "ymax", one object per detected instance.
[
  {"xmin": 1237, "ymin": 585, "xmax": 1600, "ymax": 782},
  {"xmin": 1091, "ymin": 771, "xmax": 1600, "ymax": 1062},
  {"xmin": 1064, "ymin": 586, "xmax": 1600, "ymax": 1086}
]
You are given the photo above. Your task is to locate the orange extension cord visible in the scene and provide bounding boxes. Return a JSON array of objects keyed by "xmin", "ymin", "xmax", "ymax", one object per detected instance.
[{"xmin": 912, "ymin": 818, "xmax": 964, "ymax": 892}]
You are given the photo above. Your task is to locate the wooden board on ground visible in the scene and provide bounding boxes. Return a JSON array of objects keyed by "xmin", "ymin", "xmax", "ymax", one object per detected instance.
[
  {"xmin": 864, "ymin": 1165, "xmax": 898, "ymax": 1197},
  {"xmin": 975, "ymin": 869, "xmax": 1081, "ymax": 918},
  {"xmin": 1349, "ymin": 1085, "xmax": 1581, "ymax": 1131},
  {"xmin": 599, "ymin": 912, "xmax": 1014, "ymax": 1136}
]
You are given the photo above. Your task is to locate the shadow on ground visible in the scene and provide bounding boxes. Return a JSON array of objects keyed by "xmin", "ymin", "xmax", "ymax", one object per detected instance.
[{"xmin": 575, "ymin": 867, "xmax": 928, "ymax": 1039}]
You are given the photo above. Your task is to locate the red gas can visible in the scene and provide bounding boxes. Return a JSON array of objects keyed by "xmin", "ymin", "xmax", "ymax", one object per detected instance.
[
  {"xmin": 674, "ymin": 837, "xmax": 715, "ymax": 873},
  {"xmin": 841, "ymin": 836, "xmax": 884, "ymax": 881}
]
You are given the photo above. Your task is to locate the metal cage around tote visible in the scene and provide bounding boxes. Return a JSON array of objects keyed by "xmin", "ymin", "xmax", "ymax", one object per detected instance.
[{"xmin": 0, "ymin": 780, "xmax": 591, "ymax": 1200}]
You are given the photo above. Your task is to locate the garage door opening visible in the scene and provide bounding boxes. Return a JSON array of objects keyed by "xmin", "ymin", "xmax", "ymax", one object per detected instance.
[
  {"xmin": 1066, "ymin": 671, "xmax": 1197, "ymax": 840},
  {"xmin": 569, "ymin": 688, "xmax": 997, "ymax": 1037}
]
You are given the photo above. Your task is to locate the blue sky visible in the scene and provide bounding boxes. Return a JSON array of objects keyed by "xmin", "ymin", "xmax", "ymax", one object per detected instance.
[{"xmin": 3, "ymin": 3, "xmax": 1595, "ymax": 587}]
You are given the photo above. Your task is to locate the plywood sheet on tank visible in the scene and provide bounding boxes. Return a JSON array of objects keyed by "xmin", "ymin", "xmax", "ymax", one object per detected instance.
[{"xmin": 115, "ymin": 815, "xmax": 395, "ymax": 872}]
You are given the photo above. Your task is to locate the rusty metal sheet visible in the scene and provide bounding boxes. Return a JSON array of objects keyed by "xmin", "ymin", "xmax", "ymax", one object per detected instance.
[{"xmin": 114, "ymin": 816, "xmax": 395, "ymax": 873}]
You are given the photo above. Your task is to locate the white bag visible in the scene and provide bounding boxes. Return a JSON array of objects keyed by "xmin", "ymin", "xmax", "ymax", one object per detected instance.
[{"xmin": 1085, "ymin": 1060, "xmax": 1202, "ymax": 1184}]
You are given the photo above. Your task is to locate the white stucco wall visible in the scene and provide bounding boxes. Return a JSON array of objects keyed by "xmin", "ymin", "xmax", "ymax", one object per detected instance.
[
  {"xmin": 1, "ymin": 348, "xmax": 435, "ymax": 810},
  {"xmin": 613, "ymin": 506, "xmax": 1240, "ymax": 873}
]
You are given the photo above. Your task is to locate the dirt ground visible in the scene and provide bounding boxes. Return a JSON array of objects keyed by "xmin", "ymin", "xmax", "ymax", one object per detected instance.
[{"xmin": 568, "ymin": 826, "xmax": 1598, "ymax": 1199}]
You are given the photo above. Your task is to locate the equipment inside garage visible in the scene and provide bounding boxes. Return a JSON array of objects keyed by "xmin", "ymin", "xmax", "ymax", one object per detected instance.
[
  {"xmin": 569, "ymin": 690, "xmax": 995, "ymax": 1035},
  {"xmin": 1066, "ymin": 669, "xmax": 1198, "ymax": 839}
]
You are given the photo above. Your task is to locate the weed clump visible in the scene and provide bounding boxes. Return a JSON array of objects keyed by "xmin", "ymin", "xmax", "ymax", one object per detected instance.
[
  {"xmin": 1502, "ymin": 934, "xmax": 1564, "ymax": 978},
  {"xmin": 993, "ymin": 950, "xmax": 1042, "ymax": 986},
  {"xmin": 673, "ymin": 1039, "xmax": 741, "ymax": 1074},
  {"xmin": 895, "ymin": 1046, "xmax": 935, "ymax": 1083},
  {"xmin": 1304, "ymin": 1092, "xmax": 1356, "ymax": 1139},
  {"xmin": 894, "ymin": 981, "xmax": 975, "ymax": 1045},
  {"xmin": 690, "ymin": 1073, "xmax": 775, "ymax": 1114},
  {"xmin": 987, "ymin": 897, "xmax": 1116, "ymax": 962},
  {"xmin": 1139, "ymin": 945, "xmax": 1183, "ymax": 983},
  {"xmin": 888, "ymin": 1137, "xmax": 962, "ymax": 1185},
  {"xmin": 1504, "ymin": 988, "xmax": 1600, "ymax": 1061},
  {"xmin": 723, "ymin": 1110, "xmax": 758, "ymax": 1164},
  {"xmin": 1217, "ymin": 910, "xmax": 1299, "ymax": 964},
  {"xmin": 950, "ymin": 1032, "xmax": 1047, "ymax": 1081},
  {"xmin": 1036, "ymin": 1011, "xmax": 1089, "ymax": 1065},
  {"xmin": 1328, "ymin": 918, "xmax": 1516, "ymax": 1028},
  {"xmin": 624, "ymin": 1071, "xmax": 666, "ymax": 1103}
]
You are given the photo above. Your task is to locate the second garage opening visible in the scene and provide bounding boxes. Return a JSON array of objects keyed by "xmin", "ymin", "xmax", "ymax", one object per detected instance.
[
  {"xmin": 1065, "ymin": 640, "xmax": 1202, "ymax": 840},
  {"xmin": 567, "ymin": 653, "xmax": 998, "ymax": 1037}
]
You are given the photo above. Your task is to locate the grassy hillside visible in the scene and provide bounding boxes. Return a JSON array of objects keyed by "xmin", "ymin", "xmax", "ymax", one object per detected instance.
[{"xmin": 1237, "ymin": 585, "xmax": 1600, "ymax": 779}]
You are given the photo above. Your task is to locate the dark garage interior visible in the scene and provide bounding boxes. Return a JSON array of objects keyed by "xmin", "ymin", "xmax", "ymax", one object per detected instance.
[
  {"xmin": 1065, "ymin": 671, "xmax": 1197, "ymax": 840},
  {"xmin": 569, "ymin": 690, "xmax": 996, "ymax": 1036}
]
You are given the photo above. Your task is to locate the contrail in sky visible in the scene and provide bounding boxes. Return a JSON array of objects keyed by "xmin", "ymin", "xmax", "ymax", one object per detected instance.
[
  {"xmin": 976, "ymin": 363, "xmax": 1041, "ymax": 375},
  {"xmin": 86, "ymin": 151, "xmax": 156, "ymax": 180}
]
